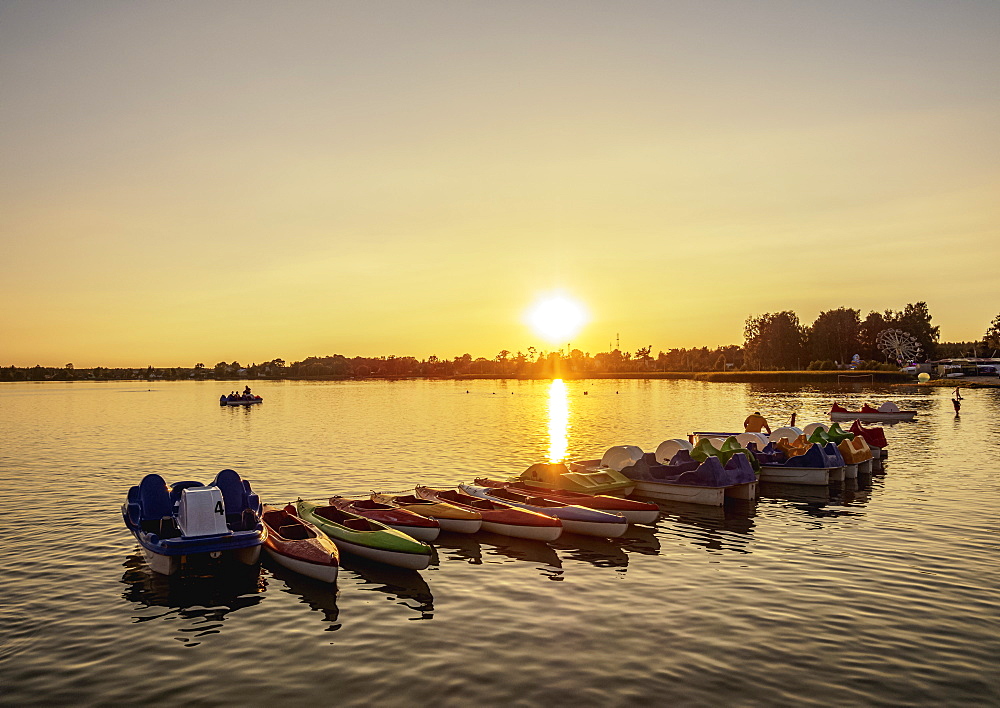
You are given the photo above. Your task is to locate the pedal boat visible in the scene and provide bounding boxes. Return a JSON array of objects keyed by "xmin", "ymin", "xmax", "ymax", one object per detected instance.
[
  {"xmin": 370, "ymin": 492, "xmax": 482, "ymax": 534},
  {"xmin": 747, "ymin": 440, "xmax": 839, "ymax": 486},
  {"xmin": 329, "ymin": 496, "xmax": 440, "ymax": 542},
  {"xmin": 261, "ymin": 505, "xmax": 339, "ymax": 583},
  {"xmin": 848, "ymin": 420, "xmax": 888, "ymax": 460},
  {"xmin": 415, "ymin": 486, "xmax": 562, "ymax": 541},
  {"xmin": 122, "ymin": 469, "xmax": 265, "ymax": 576},
  {"xmin": 458, "ymin": 483, "xmax": 628, "ymax": 537},
  {"xmin": 607, "ymin": 444, "xmax": 757, "ymax": 506},
  {"xmin": 837, "ymin": 436, "xmax": 874, "ymax": 476},
  {"xmin": 513, "ymin": 462, "xmax": 634, "ymax": 497},
  {"xmin": 830, "ymin": 402, "xmax": 916, "ymax": 422},
  {"xmin": 471, "ymin": 478, "xmax": 659, "ymax": 525},
  {"xmin": 295, "ymin": 499, "xmax": 432, "ymax": 570}
]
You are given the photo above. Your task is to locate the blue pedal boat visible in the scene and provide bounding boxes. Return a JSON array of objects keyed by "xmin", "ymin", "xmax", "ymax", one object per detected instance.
[{"xmin": 122, "ymin": 469, "xmax": 267, "ymax": 575}]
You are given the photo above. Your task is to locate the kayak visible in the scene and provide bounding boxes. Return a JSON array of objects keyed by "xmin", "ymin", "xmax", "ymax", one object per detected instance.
[
  {"xmin": 472, "ymin": 478, "xmax": 659, "ymax": 525},
  {"xmin": 295, "ymin": 499, "xmax": 432, "ymax": 570},
  {"xmin": 328, "ymin": 496, "xmax": 441, "ymax": 542},
  {"xmin": 370, "ymin": 492, "xmax": 482, "ymax": 534},
  {"xmin": 458, "ymin": 483, "xmax": 628, "ymax": 538},
  {"xmin": 261, "ymin": 505, "xmax": 339, "ymax": 583},
  {"xmin": 414, "ymin": 486, "xmax": 562, "ymax": 541}
]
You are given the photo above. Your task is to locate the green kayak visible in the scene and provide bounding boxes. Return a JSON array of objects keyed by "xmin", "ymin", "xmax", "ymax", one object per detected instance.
[{"xmin": 295, "ymin": 499, "xmax": 432, "ymax": 570}]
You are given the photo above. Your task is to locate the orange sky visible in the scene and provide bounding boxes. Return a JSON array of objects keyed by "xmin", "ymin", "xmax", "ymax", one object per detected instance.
[{"xmin": 2, "ymin": 1, "xmax": 998, "ymax": 367}]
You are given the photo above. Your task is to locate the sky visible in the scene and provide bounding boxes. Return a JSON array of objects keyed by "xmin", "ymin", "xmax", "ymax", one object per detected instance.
[{"xmin": 1, "ymin": 0, "xmax": 998, "ymax": 367}]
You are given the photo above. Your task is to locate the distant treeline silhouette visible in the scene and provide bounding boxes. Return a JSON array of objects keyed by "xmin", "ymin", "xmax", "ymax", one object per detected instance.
[{"xmin": 4, "ymin": 305, "xmax": 995, "ymax": 381}]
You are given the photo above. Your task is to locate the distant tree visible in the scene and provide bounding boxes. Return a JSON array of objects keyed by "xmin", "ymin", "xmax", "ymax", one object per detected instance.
[
  {"xmin": 981, "ymin": 313, "xmax": 1000, "ymax": 353},
  {"xmin": 715, "ymin": 353, "xmax": 727, "ymax": 370},
  {"xmin": 635, "ymin": 346, "xmax": 653, "ymax": 371},
  {"xmin": 194, "ymin": 362, "xmax": 205, "ymax": 369},
  {"xmin": 894, "ymin": 302, "xmax": 939, "ymax": 360},
  {"xmin": 744, "ymin": 311, "xmax": 807, "ymax": 369},
  {"xmin": 859, "ymin": 310, "xmax": 892, "ymax": 360},
  {"xmin": 808, "ymin": 308, "xmax": 861, "ymax": 365}
]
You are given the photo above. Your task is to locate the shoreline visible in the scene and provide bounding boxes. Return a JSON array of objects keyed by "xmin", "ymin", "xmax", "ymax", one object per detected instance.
[{"xmin": 6, "ymin": 371, "xmax": 997, "ymax": 387}]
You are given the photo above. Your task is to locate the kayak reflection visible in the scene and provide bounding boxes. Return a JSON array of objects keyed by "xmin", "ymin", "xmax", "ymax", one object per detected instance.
[{"xmin": 340, "ymin": 557, "xmax": 434, "ymax": 619}]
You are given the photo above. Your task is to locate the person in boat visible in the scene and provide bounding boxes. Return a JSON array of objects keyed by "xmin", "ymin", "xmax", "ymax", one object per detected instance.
[
  {"xmin": 244, "ymin": 385, "xmax": 252, "ymax": 396},
  {"xmin": 743, "ymin": 411, "xmax": 771, "ymax": 435},
  {"xmin": 220, "ymin": 394, "xmax": 227, "ymax": 403}
]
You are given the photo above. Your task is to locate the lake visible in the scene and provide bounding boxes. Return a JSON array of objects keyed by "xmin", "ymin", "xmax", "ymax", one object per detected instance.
[{"xmin": 2, "ymin": 379, "xmax": 998, "ymax": 706}]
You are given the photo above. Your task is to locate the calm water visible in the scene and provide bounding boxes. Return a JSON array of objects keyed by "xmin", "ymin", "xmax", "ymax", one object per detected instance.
[{"xmin": 2, "ymin": 379, "xmax": 998, "ymax": 706}]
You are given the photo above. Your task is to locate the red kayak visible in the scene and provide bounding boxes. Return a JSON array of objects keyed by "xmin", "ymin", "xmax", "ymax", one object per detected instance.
[
  {"xmin": 328, "ymin": 497, "xmax": 440, "ymax": 542},
  {"xmin": 414, "ymin": 486, "xmax": 562, "ymax": 541},
  {"xmin": 261, "ymin": 505, "xmax": 339, "ymax": 583},
  {"xmin": 473, "ymin": 478, "xmax": 659, "ymax": 525}
]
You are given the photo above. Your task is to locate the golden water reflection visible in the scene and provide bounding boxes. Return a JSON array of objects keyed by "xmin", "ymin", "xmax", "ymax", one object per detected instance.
[{"xmin": 548, "ymin": 379, "xmax": 569, "ymax": 463}]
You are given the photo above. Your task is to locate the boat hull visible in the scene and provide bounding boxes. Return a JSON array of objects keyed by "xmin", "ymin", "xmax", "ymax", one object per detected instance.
[
  {"xmin": 843, "ymin": 463, "xmax": 858, "ymax": 480},
  {"xmin": 829, "ymin": 466, "xmax": 845, "ymax": 482},
  {"xmin": 265, "ymin": 547, "xmax": 339, "ymax": 583},
  {"xmin": 142, "ymin": 544, "xmax": 261, "ymax": 576},
  {"xmin": 479, "ymin": 520, "xmax": 562, "ymax": 541},
  {"xmin": 830, "ymin": 412, "xmax": 914, "ymax": 422},
  {"xmin": 631, "ymin": 481, "xmax": 726, "ymax": 506},
  {"xmin": 759, "ymin": 465, "xmax": 831, "ymax": 486},
  {"xmin": 332, "ymin": 537, "xmax": 431, "ymax": 570},
  {"xmin": 459, "ymin": 484, "xmax": 626, "ymax": 538},
  {"xmin": 725, "ymin": 481, "xmax": 758, "ymax": 500},
  {"xmin": 435, "ymin": 517, "xmax": 482, "ymax": 534}
]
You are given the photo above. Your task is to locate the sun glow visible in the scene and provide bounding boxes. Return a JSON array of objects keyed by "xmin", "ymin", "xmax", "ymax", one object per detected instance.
[{"xmin": 526, "ymin": 294, "xmax": 588, "ymax": 344}]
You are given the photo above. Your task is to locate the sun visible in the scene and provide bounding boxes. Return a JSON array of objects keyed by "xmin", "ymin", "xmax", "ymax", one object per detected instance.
[{"xmin": 526, "ymin": 294, "xmax": 588, "ymax": 343}]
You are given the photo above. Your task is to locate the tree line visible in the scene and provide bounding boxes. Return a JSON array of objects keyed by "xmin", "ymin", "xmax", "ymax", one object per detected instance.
[{"xmin": 2, "ymin": 308, "xmax": 997, "ymax": 381}]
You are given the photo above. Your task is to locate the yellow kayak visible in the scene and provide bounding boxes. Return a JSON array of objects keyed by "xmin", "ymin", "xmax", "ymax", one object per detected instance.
[{"xmin": 371, "ymin": 492, "xmax": 482, "ymax": 534}]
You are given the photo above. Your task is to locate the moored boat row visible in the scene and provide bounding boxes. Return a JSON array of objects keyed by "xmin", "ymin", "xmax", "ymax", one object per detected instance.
[{"xmin": 122, "ymin": 410, "xmax": 899, "ymax": 582}]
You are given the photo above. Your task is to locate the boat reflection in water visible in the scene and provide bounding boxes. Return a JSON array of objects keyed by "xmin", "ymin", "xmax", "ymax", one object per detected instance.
[
  {"xmin": 263, "ymin": 563, "xmax": 341, "ymax": 631},
  {"xmin": 550, "ymin": 534, "xmax": 629, "ymax": 571},
  {"xmin": 434, "ymin": 531, "xmax": 563, "ymax": 579},
  {"xmin": 654, "ymin": 501, "xmax": 756, "ymax": 554},
  {"xmin": 120, "ymin": 552, "xmax": 265, "ymax": 647},
  {"xmin": 339, "ymin": 557, "xmax": 434, "ymax": 619},
  {"xmin": 618, "ymin": 523, "xmax": 661, "ymax": 556}
]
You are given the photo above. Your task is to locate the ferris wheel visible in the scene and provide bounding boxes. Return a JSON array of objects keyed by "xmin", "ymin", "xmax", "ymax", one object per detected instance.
[{"xmin": 876, "ymin": 329, "xmax": 922, "ymax": 364}]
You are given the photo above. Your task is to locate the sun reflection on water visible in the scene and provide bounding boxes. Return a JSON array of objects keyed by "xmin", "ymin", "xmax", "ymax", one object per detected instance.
[{"xmin": 548, "ymin": 379, "xmax": 569, "ymax": 463}]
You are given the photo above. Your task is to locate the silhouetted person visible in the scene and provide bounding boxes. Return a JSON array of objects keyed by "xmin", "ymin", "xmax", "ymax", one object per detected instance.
[
  {"xmin": 953, "ymin": 395, "xmax": 961, "ymax": 415},
  {"xmin": 744, "ymin": 411, "xmax": 771, "ymax": 434}
]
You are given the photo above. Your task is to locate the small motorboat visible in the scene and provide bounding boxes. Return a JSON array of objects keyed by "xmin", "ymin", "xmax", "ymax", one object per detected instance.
[
  {"xmin": 328, "ymin": 496, "xmax": 440, "ymax": 542},
  {"xmin": 295, "ymin": 499, "xmax": 432, "ymax": 570},
  {"xmin": 471, "ymin": 478, "xmax": 659, "ymax": 525},
  {"xmin": 415, "ymin": 486, "xmax": 562, "ymax": 541},
  {"xmin": 261, "ymin": 505, "xmax": 339, "ymax": 583},
  {"xmin": 370, "ymin": 492, "xmax": 482, "ymax": 534},
  {"xmin": 122, "ymin": 469, "xmax": 266, "ymax": 576},
  {"xmin": 830, "ymin": 402, "xmax": 916, "ymax": 422},
  {"xmin": 225, "ymin": 395, "xmax": 263, "ymax": 406},
  {"xmin": 458, "ymin": 483, "xmax": 628, "ymax": 537}
]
